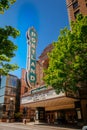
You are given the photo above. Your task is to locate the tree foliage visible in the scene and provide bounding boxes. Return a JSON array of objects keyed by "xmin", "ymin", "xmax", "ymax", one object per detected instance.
[
  {"xmin": 44, "ymin": 14, "xmax": 87, "ymax": 94},
  {"xmin": 0, "ymin": 0, "xmax": 16, "ymax": 14},
  {"xmin": 14, "ymin": 112, "xmax": 23, "ymax": 121},
  {"xmin": 0, "ymin": 0, "xmax": 20, "ymax": 75}
]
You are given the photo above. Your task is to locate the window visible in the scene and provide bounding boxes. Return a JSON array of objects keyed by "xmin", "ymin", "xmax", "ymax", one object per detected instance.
[
  {"xmin": 7, "ymin": 76, "xmax": 17, "ymax": 87},
  {"xmin": 0, "ymin": 76, "xmax": 1, "ymax": 89},
  {"xmin": 3, "ymin": 105, "xmax": 6, "ymax": 112},
  {"xmin": 0, "ymin": 76, "xmax": 6, "ymax": 88},
  {"xmin": 74, "ymin": 9, "xmax": 80, "ymax": 18},
  {"xmin": 73, "ymin": 1, "xmax": 78, "ymax": 9},
  {"xmin": 0, "ymin": 87, "xmax": 5, "ymax": 96},
  {"xmin": 11, "ymin": 88, "xmax": 16, "ymax": 94},
  {"xmin": 0, "ymin": 96, "xmax": 4, "ymax": 104}
]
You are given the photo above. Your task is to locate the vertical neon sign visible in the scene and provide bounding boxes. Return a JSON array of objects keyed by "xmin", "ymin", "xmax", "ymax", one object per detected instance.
[{"xmin": 26, "ymin": 27, "xmax": 38, "ymax": 87}]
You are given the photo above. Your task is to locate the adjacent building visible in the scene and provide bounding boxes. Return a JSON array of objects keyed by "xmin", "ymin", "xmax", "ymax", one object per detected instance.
[
  {"xmin": 66, "ymin": 0, "xmax": 87, "ymax": 123},
  {"xmin": 0, "ymin": 74, "xmax": 20, "ymax": 122},
  {"xmin": 66, "ymin": 0, "xmax": 87, "ymax": 22}
]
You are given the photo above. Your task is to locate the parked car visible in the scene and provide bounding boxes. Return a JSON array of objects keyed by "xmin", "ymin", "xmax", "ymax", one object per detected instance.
[{"xmin": 82, "ymin": 126, "xmax": 87, "ymax": 130}]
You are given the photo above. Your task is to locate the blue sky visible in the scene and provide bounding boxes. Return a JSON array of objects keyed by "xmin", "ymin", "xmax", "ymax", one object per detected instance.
[{"xmin": 0, "ymin": 0, "xmax": 69, "ymax": 78}]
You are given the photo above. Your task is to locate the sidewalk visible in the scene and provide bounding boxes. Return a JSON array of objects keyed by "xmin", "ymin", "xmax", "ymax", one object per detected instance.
[{"xmin": 19, "ymin": 121, "xmax": 82, "ymax": 130}]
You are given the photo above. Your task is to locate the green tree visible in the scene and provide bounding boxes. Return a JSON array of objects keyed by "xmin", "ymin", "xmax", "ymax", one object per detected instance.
[
  {"xmin": 0, "ymin": 0, "xmax": 16, "ymax": 14},
  {"xmin": 0, "ymin": 0, "xmax": 20, "ymax": 75},
  {"xmin": 14, "ymin": 112, "xmax": 23, "ymax": 122},
  {"xmin": 44, "ymin": 14, "xmax": 87, "ymax": 94}
]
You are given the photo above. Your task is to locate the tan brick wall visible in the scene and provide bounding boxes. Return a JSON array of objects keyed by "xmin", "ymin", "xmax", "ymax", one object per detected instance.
[
  {"xmin": 20, "ymin": 69, "xmax": 27, "ymax": 96},
  {"xmin": 66, "ymin": 0, "xmax": 87, "ymax": 22}
]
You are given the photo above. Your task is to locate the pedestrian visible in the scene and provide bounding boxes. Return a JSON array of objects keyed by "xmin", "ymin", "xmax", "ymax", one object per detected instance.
[
  {"xmin": 47, "ymin": 116, "xmax": 50, "ymax": 124},
  {"xmin": 34, "ymin": 116, "xmax": 35, "ymax": 122},
  {"xmin": 23, "ymin": 118, "xmax": 26, "ymax": 124}
]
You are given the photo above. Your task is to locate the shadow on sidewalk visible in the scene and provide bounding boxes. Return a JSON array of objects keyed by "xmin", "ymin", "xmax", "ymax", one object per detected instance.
[{"xmin": 34, "ymin": 122, "xmax": 81, "ymax": 129}]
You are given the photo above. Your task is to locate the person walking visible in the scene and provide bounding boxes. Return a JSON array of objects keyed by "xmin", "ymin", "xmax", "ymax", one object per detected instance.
[
  {"xmin": 47, "ymin": 116, "xmax": 50, "ymax": 124},
  {"xmin": 23, "ymin": 118, "xmax": 26, "ymax": 125}
]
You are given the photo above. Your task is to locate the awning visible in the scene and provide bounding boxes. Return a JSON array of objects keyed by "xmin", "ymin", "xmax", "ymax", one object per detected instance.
[{"xmin": 23, "ymin": 96, "xmax": 79, "ymax": 111}]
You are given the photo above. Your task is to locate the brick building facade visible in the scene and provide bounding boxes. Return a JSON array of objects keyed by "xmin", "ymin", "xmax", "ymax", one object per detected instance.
[
  {"xmin": 20, "ymin": 44, "xmax": 80, "ymax": 124},
  {"xmin": 0, "ymin": 74, "xmax": 20, "ymax": 122},
  {"xmin": 66, "ymin": 0, "xmax": 87, "ymax": 22},
  {"xmin": 20, "ymin": 0, "xmax": 87, "ymax": 125}
]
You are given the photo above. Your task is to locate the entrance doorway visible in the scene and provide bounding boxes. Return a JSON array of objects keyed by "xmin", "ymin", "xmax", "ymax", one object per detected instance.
[{"xmin": 46, "ymin": 112, "xmax": 54, "ymax": 123}]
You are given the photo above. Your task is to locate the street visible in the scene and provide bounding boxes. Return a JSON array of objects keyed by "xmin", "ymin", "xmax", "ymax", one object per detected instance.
[{"xmin": 0, "ymin": 122, "xmax": 81, "ymax": 130}]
